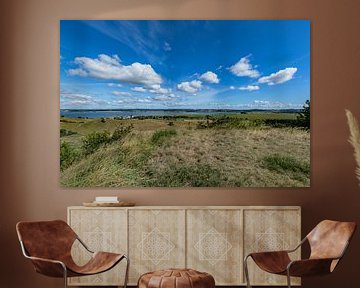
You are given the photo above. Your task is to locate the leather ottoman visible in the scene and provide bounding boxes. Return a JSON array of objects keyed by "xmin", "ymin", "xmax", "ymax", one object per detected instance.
[{"xmin": 138, "ymin": 268, "xmax": 215, "ymax": 288}]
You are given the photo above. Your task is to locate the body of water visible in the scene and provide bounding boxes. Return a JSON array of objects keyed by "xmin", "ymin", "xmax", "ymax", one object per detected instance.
[{"xmin": 60, "ymin": 109, "xmax": 246, "ymax": 118}]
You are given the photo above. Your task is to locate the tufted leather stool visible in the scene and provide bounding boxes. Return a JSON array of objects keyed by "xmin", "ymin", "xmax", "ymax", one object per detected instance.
[{"xmin": 138, "ymin": 268, "xmax": 215, "ymax": 288}]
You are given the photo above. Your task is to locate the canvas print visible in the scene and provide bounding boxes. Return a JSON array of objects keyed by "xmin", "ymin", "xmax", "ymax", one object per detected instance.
[{"xmin": 60, "ymin": 20, "xmax": 310, "ymax": 187}]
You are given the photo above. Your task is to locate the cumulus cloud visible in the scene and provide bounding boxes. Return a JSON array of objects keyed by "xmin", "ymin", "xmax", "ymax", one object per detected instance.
[
  {"xmin": 61, "ymin": 93, "xmax": 94, "ymax": 104},
  {"xmin": 60, "ymin": 92, "xmax": 110, "ymax": 107},
  {"xmin": 199, "ymin": 71, "xmax": 220, "ymax": 84},
  {"xmin": 258, "ymin": 67, "xmax": 297, "ymax": 85},
  {"xmin": 239, "ymin": 85, "xmax": 260, "ymax": 91},
  {"xmin": 177, "ymin": 80, "xmax": 202, "ymax": 93},
  {"xmin": 112, "ymin": 91, "xmax": 132, "ymax": 97},
  {"xmin": 131, "ymin": 87, "xmax": 147, "ymax": 93},
  {"xmin": 149, "ymin": 86, "xmax": 172, "ymax": 95},
  {"xmin": 229, "ymin": 56, "xmax": 260, "ymax": 78},
  {"xmin": 229, "ymin": 86, "xmax": 235, "ymax": 90},
  {"xmin": 68, "ymin": 54, "xmax": 162, "ymax": 87},
  {"xmin": 131, "ymin": 84, "xmax": 174, "ymax": 96}
]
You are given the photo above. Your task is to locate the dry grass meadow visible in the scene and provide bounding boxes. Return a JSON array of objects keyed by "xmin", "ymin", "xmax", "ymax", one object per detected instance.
[{"xmin": 60, "ymin": 113, "xmax": 310, "ymax": 187}]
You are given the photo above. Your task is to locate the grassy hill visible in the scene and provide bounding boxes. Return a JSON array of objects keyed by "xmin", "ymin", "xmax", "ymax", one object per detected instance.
[{"xmin": 60, "ymin": 113, "xmax": 310, "ymax": 187}]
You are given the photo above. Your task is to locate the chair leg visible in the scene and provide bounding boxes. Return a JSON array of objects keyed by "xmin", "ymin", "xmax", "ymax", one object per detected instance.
[
  {"xmin": 123, "ymin": 255, "xmax": 130, "ymax": 288},
  {"xmin": 62, "ymin": 265, "xmax": 68, "ymax": 288},
  {"xmin": 286, "ymin": 269, "xmax": 291, "ymax": 288},
  {"xmin": 244, "ymin": 255, "xmax": 252, "ymax": 288}
]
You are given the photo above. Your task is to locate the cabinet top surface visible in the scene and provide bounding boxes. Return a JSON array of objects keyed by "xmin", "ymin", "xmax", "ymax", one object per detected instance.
[{"xmin": 68, "ymin": 205, "xmax": 301, "ymax": 210}]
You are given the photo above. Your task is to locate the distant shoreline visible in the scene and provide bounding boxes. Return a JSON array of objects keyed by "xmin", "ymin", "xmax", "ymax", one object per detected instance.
[{"xmin": 60, "ymin": 108, "xmax": 301, "ymax": 113}]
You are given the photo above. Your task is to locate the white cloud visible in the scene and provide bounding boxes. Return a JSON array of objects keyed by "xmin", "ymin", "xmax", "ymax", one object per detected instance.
[
  {"xmin": 68, "ymin": 54, "xmax": 162, "ymax": 87},
  {"xmin": 131, "ymin": 84, "xmax": 173, "ymax": 96},
  {"xmin": 112, "ymin": 91, "xmax": 132, "ymax": 97},
  {"xmin": 177, "ymin": 80, "xmax": 202, "ymax": 93},
  {"xmin": 107, "ymin": 83, "xmax": 123, "ymax": 87},
  {"xmin": 163, "ymin": 42, "xmax": 172, "ymax": 51},
  {"xmin": 258, "ymin": 67, "xmax": 298, "ymax": 85},
  {"xmin": 60, "ymin": 92, "xmax": 110, "ymax": 107},
  {"xmin": 149, "ymin": 87, "xmax": 172, "ymax": 95},
  {"xmin": 153, "ymin": 94, "xmax": 177, "ymax": 101},
  {"xmin": 199, "ymin": 71, "xmax": 220, "ymax": 84},
  {"xmin": 239, "ymin": 85, "xmax": 260, "ymax": 91},
  {"xmin": 229, "ymin": 86, "xmax": 235, "ymax": 90},
  {"xmin": 229, "ymin": 56, "xmax": 260, "ymax": 78},
  {"xmin": 61, "ymin": 93, "xmax": 93, "ymax": 103},
  {"xmin": 131, "ymin": 87, "xmax": 147, "ymax": 93}
]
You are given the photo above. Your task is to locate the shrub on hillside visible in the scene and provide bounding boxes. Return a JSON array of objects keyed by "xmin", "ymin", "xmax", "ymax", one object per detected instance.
[
  {"xmin": 111, "ymin": 124, "xmax": 133, "ymax": 141},
  {"xmin": 82, "ymin": 125, "xmax": 133, "ymax": 155},
  {"xmin": 60, "ymin": 141, "xmax": 80, "ymax": 171},
  {"xmin": 60, "ymin": 128, "xmax": 77, "ymax": 137},
  {"xmin": 82, "ymin": 131, "xmax": 111, "ymax": 155}
]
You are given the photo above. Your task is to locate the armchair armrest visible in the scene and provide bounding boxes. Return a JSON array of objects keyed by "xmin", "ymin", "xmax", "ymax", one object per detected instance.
[
  {"xmin": 76, "ymin": 235, "xmax": 94, "ymax": 254},
  {"xmin": 19, "ymin": 240, "xmax": 67, "ymax": 277},
  {"xmin": 25, "ymin": 255, "xmax": 67, "ymax": 278}
]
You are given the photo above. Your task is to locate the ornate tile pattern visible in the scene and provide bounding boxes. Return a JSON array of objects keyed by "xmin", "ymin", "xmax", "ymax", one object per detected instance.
[
  {"xmin": 194, "ymin": 227, "xmax": 232, "ymax": 265},
  {"xmin": 138, "ymin": 228, "xmax": 175, "ymax": 265}
]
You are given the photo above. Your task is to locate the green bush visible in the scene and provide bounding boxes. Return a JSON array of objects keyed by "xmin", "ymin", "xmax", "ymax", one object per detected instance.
[
  {"xmin": 151, "ymin": 129, "xmax": 177, "ymax": 145},
  {"xmin": 297, "ymin": 99, "xmax": 310, "ymax": 129},
  {"xmin": 82, "ymin": 131, "xmax": 111, "ymax": 155},
  {"xmin": 81, "ymin": 125, "xmax": 133, "ymax": 155},
  {"xmin": 60, "ymin": 141, "xmax": 80, "ymax": 171},
  {"xmin": 111, "ymin": 125, "xmax": 133, "ymax": 141},
  {"xmin": 60, "ymin": 129, "xmax": 77, "ymax": 137}
]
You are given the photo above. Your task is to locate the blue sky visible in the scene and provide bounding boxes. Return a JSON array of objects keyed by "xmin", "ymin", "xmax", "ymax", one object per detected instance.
[{"xmin": 60, "ymin": 20, "xmax": 310, "ymax": 110}]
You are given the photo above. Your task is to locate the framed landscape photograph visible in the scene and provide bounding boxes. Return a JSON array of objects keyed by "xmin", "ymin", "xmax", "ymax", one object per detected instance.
[{"xmin": 60, "ymin": 20, "xmax": 310, "ymax": 188}]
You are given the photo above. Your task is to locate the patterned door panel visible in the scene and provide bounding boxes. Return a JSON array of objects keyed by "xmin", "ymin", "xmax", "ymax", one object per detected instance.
[
  {"xmin": 128, "ymin": 209, "xmax": 186, "ymax": 284},
  {"xmin": 68, "ymin": 209, "xmax": 127, "ymax": 286},
  {"xmin": 244, "ymin": 209, "xmax": 301, "ymax": 286},
  {"xmin": 187, "ymin": 209, "xmax": 243, "ymax": 285}
]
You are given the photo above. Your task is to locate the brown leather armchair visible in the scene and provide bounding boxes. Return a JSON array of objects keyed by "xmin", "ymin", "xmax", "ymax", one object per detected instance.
[
  {"xmin": 16, "ymin": 220, "xmax": 129, "ymax": 288},
  {"xmin": 244, "ymin": 220, "xmax": 356, "ymax": 288}
]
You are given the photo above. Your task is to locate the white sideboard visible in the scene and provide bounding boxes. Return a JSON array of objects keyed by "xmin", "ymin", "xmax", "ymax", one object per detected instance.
[{"xmin": 67, "ymin": 206, "xmax": 301, "ymax": 286}]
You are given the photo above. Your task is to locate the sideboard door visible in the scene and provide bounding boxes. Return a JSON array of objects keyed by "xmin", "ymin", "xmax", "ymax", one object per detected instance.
[
  {"xmin": 68, "ymin": 208, "xmax": 128, "ymax": 286},
  {"xmin": 186, "ymin": 209, "xmax": 243, "ymax": 285},
  {"xmin": 243, "ymin": 208, "xmax": 301, "ymax": 286},
  {"xmin": 128, "ymin": 209, "xmax": 186, "ymax": 284}
]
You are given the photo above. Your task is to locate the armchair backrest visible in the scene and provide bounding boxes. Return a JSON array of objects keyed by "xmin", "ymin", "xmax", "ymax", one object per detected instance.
[
  {"xmin": 307, "ymin": 220, "xmax": 356, "ymax": 260},
  {"xmin": 16, "ymin": 220, "xmax": 77, "ymax": 261}
]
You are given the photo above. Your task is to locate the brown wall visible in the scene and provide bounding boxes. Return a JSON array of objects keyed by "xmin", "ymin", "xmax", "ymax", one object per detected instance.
[{"xmin": 1, "ymin": 0, "xmax": 360, "ymax": 287}]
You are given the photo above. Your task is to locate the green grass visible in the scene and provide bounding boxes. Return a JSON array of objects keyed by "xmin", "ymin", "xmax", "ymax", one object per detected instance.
[
  {"xmin": 144, "ymin": 164, "xmax": 222, "ymax": 187},
  {"xmin": 151, "ymin": 129, "xmax": 177, "ymax": 145},
  {"xmin": 262, "ymin": 154, "xmax": 310, "ymax": 183}
]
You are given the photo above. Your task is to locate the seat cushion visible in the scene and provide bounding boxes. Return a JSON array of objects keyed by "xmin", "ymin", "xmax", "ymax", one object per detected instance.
[{"xmin": 138, "ymin": 269, "xmax": 215, "ymax": 288}]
